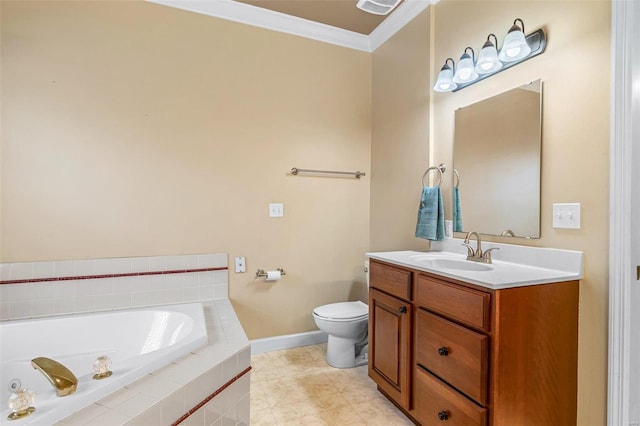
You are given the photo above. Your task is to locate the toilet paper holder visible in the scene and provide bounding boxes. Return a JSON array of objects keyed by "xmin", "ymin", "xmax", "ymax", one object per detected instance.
[{"xmin": 255, "ymin": 268, "xmax": 286, "ymax": 279}]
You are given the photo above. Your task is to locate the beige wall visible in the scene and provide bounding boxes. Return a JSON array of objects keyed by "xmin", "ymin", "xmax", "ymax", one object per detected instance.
[
  {"xmin": 370, "ymin": 8, "xmax": 432, "ymax": 252},
  {"xmin": 2, "ymin": 0, "xmax": 612, "ymax": 422},
  {"xmin": 430, "ymin": 1, "xmax": 609, "ymax": 424},
  {"xmin": 1, "ymin": 1, "xmax": 371, "ymax": 338}
]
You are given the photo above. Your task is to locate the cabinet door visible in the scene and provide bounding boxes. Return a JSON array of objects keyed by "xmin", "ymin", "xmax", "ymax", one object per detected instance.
[{"xmin": 369, "ymin": 288, "xmax": 412, "ymax": 410}]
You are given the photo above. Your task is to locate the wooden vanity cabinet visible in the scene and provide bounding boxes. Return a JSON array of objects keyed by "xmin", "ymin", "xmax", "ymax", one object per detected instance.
[{"xmin": 368, "ymin": 259, "xmax": 579, "ymax": 426}]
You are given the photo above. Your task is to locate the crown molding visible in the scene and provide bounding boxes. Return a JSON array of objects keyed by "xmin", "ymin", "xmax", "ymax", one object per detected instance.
[
  {"xmin": 148, "ymin": 0, "xmax": 371, "ymax": 51},
  {"xmin": 148, "ymin": 0, "xmax": 436, "ymax": 52},
  {"xmin": 369, "ymin": 0, "xmax": 432, "ymax": 51}
]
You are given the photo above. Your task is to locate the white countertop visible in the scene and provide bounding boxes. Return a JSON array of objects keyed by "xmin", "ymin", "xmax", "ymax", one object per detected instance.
[{"xmin": 366, "ymin": 239, "xmax": 583, "ymax": 290}]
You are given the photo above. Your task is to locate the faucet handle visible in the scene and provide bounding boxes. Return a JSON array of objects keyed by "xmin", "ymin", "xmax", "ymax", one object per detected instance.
[
  {"xmin": 7, "ymin": 388, "xmax": 36, "ymax": 420},
  {"xmin": 482, "ymin": 247, "xmax": 500, "ymax": 263},
  {"xmin": 462, "ymin": 243, "xmax": 476, "ymax": 258}
]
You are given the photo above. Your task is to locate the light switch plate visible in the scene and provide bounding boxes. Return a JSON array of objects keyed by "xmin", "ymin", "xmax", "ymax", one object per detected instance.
[
  {"xmin": 234, "ymin": 256, "xmax": 246, "ymax": 273},
  {"xmin": 269, "ymin": 203, "xmax": 284, "ymax": 217},
  {"xmin": 552, "ymin": 203, "xmax": 581, "ymax": 229}
]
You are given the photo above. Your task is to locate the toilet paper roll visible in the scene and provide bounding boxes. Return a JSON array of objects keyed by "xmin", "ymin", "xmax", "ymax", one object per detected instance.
[{"xmin": 265, "ymin": 270, "xmax": 281, "ymax": 281}]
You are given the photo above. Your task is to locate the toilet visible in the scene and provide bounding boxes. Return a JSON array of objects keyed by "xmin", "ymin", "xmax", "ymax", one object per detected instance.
[{"xmin": 312, "ymin": 300, "xmax": 369, "ymax": 369}]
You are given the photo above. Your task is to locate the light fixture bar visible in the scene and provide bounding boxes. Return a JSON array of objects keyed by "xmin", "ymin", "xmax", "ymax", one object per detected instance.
[{"xmin": 452, "ymin": 28, "xmax": 546, "ymax": 92}]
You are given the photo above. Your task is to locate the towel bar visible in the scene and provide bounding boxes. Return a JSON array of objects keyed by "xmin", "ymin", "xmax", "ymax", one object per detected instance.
[
  {"xmin": 291, "ymin": 168, "xmax": 365, "ymax": 179},
  {"xmin": 422, "ymin": 164, "xmax": 446, "ymax": 187}
]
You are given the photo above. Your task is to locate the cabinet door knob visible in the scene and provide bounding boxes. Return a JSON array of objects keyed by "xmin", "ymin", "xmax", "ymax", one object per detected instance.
[
  {"xmin": 438, "ymin": 410, "xmax": 449, "ymax": 421},
  {"xmin": 438, "ymin": 347, "xmax": 449, "ymax": 356},
  {"xmin": 399, "ymin": 306, "xmax": 407, "ymax": 314}
]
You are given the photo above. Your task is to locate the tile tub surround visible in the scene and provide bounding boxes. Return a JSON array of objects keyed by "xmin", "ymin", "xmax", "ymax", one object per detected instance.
[
  {"xmin": 54, "ymin": 299, "xmax": 251, "ymax": 426},
  {"xmin": 0, "ymin": 254, "xmax": 229, "ymax": 321},
  {"xmin": 0, "ymin": 255, "xmax": 250, "ymax": 425}
]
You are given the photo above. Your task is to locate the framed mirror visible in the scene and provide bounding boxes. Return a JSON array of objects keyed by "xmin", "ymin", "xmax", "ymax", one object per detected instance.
[{"xmin": 453, "ymin": 80, "xmax": 542, "ymax": 238}]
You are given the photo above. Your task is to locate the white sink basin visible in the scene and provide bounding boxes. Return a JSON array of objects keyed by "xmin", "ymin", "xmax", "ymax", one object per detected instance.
[{"xmin": 408, "ymin": 254, "xmax": 493, "ymax": 272}]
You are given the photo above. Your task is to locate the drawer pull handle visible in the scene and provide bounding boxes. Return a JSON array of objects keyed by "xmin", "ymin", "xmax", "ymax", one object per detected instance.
[
  {"xmin": 399, "ymin": 306, "xmax": 408, "ymax": 314},
  {"xmin": 438, "ymin": 346, "xmax": 449, "ymax": 356},
  {"xmin": 438, "ymin": 410, "xmax": 449, "ymax": 421}
]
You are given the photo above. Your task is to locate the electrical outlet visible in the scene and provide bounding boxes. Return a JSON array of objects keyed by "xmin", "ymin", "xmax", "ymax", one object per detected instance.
[
  {"xmin": 234, "ymin": 256, "xmax": 246, "ymax": 273},
  {"xmin": 269, "ymin": 203, "xmax": 284, "ymax": 217},
  {"xmin": 552, "ymin": 203, "xmax": 581, "ymax": 229}
]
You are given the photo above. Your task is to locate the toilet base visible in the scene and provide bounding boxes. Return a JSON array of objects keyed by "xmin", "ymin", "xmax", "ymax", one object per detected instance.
[{"xmin": 326, "ymin": 335, "xmax": 368, "ymax": 369}]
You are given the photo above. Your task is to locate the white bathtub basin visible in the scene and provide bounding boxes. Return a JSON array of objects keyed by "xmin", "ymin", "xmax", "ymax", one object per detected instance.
[{"xmin": 0, "ymin": 303, "xmax": 208, "ymax": 425}]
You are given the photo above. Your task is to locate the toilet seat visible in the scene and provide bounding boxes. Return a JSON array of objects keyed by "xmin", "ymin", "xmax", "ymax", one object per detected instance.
[{"xmin": 313, "ymin": 301, "xmax": 368, "ymax": 321}]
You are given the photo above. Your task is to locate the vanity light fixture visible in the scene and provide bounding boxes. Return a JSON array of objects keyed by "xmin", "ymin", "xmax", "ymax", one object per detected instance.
[
  {"xmin": 433, "ymin": 58, "xmax": 457, "ymax": 92},
  {"xmin": 475, "ymin": 34, "xmax": 502, "ymax": 74},
  {"xmin": 433, "ymin": 18, "xmax": 546, "ymax": 93},
  {"xmin": 498, "ymin": 18, "xmax": 531, "ymax": 62},
  {"xmin": 453, "ymin": 47, "xmax": 479, "ymax": 84}
]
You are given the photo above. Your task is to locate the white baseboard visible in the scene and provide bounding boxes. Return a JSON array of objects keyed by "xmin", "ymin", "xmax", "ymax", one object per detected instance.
[{"xmin": 251, "ymin": 330, "xmax": 328, "ymax": 355}]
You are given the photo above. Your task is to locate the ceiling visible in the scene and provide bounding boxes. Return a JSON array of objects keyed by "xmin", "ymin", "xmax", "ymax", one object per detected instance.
[
  {"xmin": 234, "ymin": 0, "xmax": 397, "ymax": 35},
  {"xmin": 149, "ymin": 0, "xmax": 434, "ymax": 52}
]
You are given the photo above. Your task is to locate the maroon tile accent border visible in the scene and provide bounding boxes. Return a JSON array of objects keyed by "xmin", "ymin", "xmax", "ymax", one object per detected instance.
[
  {"xmin": 0, "ymin": 267, "xmax": 228, "ymax": 285},
  {"xmin": 172, "ymin": 366, "xmax": 252, "ymax": 426}
]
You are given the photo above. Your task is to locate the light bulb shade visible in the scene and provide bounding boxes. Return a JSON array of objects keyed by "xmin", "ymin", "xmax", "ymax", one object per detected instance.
[
  {"xmin": 433, "ymin": 67, "xmax": 456, "ymax": 92},
  {"xmin": 453, "ymin": 52, "xmax": 478, "ymax": 84},
  {"xmin": 499, "ymin": 25, "xmax": 531, "ymax": 62},
  {"xmin": 475, "ymin": 43, "xmax": 502, "ymax": 74}
]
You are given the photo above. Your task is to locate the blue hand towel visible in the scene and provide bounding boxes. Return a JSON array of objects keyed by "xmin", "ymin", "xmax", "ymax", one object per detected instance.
[
  {"xmin": 415, "ymin": 186, "xmax": 445, "ymax": 241},
  {"xmin": 453, "ymin": 186, "xmax": 463, "ymax": 232}
]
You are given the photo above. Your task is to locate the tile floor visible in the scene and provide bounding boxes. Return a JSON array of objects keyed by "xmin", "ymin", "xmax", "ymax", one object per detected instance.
[{"xmin": 250, "ymin": 344, "xmax": 415, "ymax": 425}]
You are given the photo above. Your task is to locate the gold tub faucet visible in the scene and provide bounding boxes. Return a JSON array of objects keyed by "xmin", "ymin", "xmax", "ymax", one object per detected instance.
[{"xmin": 31, "ymin": 357, "xmax": 78, "ymax": 397}]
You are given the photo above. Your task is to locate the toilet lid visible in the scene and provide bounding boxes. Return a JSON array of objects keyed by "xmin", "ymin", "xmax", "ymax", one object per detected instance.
[{"xmin": 313, "ymin": 301, "xmax": 368, "ymax": 320}]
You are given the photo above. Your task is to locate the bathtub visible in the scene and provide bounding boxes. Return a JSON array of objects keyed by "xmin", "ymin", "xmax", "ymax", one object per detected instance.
[{"xmin": 0, "ymin": 303, "xmax": 208, "ymax": 425}]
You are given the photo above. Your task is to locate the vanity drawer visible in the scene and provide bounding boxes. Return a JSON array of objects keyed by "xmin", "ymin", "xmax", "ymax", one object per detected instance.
[
  {"xmin": 415, "ymin": 275, "xmax": 490, "ymax": 331},
  {"xmin": 414, "ymin": 366, "xmax": 487, "ymax": 426},
  {"xmin": 415, "ymin": 309, "xmax": 488, "ymax": 405},
  {"xmin": 370, "ymin": 260, "xmax": 412, "ymax": 301}
]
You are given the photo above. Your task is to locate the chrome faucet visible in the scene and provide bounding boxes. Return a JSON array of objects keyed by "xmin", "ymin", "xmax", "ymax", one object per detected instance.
[
  {"xmin": 463, "ymin": 231, "xmax": 499, "ymax": 264},
  {"xmin": 31, "ymin": 357, "xmax": 78, "ymax": 397}
]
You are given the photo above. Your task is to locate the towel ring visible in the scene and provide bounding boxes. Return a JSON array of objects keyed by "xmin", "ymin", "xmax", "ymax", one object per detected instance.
[
  {"xmin": 422, "ymin": 166, "xmax": 443, "ymax": 187},
  {"xmin": 453, "ymin": 169, "xmax": 460, "ymax": 188}
]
